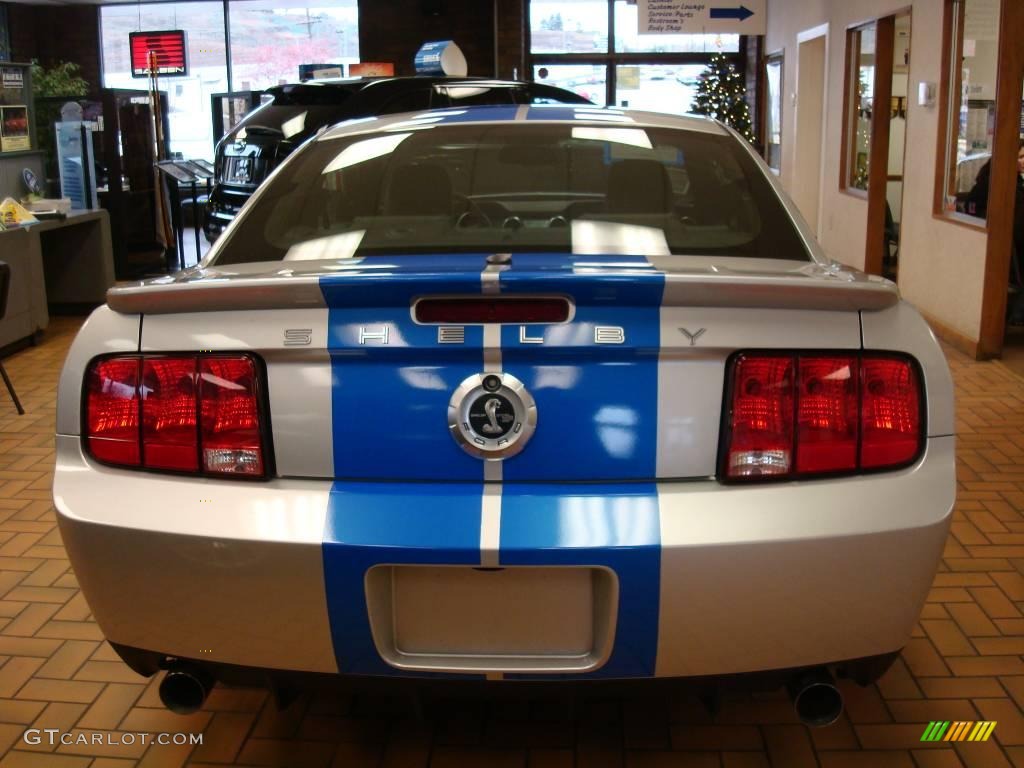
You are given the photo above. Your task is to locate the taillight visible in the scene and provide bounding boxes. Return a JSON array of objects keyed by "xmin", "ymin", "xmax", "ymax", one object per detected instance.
[
  {"xmin": 200, "ymin": 357, "xmax": 263, "ymax": 476},
  {"xmin": 86, "ymin": 357, "xmax": 141, "ymax": 467},
  {"xmin": 84, "ymin": 354, "xmax": 268, "ymax": 479},
  {"xmin": 142, "ymin": 357, "xmax": 198, "ymax": 471},
  {"xmin": 722, "ymin": 352, "xmax": 922, "ymax": 482},
  {"xmin": 860, "ymin": 357, "xmax": 921, "ymax": 469}
]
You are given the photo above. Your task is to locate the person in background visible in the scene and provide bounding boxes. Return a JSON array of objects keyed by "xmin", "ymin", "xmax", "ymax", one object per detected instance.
[{"xmin": 965, "ymin": 141, "xmax": 1024, "ymax": 326}]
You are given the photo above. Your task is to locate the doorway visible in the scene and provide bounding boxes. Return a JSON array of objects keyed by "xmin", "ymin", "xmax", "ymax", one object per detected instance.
[
  {"xmin": 792, "ymin": 27, "xmax": 827, "ymax": 236},
  {"xmin": 851, "ymin": 11, "xmax": 911, "ymax": 278}
]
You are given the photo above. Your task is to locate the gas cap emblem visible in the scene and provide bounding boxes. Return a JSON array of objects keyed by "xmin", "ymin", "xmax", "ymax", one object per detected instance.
[{"xmin": 448, "ymin": 373, "xmax": 537, "ymax": 459}]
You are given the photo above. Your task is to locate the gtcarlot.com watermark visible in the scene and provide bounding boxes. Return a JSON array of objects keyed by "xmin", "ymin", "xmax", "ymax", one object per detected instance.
[{"xmin": 23, "ymin": 729, "xmax": 202, "ymax": 747}]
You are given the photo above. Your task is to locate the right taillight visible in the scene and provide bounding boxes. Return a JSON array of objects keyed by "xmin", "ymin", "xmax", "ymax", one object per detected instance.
[
  {"xmin": 722, "ymin": 352, "xmax": 923, "ymax": 482},
  {"xmin": 83, "ymin": 353, "xmax": 269, "ymax": 479}
]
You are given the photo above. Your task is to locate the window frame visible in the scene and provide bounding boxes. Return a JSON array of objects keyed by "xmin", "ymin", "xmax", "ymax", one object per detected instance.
[
  {"xmin": 763, "ymin": 51, "xmax": 784, "ymax": 174},
  {"xmin": 526, "ymin": 0, "xmax": 750, "ymax": 122},
  {"xmin": 932, "ymin": 0, "xmax": 990, "ymax": 232},
  {"xmin": 840, "ymin": 22, "xmax": 875, "ymax": 198}
]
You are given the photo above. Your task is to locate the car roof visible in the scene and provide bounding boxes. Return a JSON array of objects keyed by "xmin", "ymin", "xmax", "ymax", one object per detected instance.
[
  {"xmin": 268, "ymin": 76, "xmax": 567, "ymax": 94},
  {"xmin": 316, "ymin": 105, "xmax": 728, "ymax": 142}
]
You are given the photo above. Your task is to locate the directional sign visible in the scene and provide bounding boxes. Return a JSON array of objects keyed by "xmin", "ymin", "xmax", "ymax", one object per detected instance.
[{"xmin": 638, "ymin": 0, "xmax": 766, "ymax": 35}]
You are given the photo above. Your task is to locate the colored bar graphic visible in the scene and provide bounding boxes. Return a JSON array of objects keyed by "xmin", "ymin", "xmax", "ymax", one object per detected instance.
[{"xmin": 920, "ymin": 721, "xmax": 996, "ymax": 742}]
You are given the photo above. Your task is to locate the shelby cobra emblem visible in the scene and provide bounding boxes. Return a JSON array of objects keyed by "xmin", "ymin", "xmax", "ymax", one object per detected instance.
[{"xmin": 448, "ymin": 373, "xmax": 537, "ymax": 459}]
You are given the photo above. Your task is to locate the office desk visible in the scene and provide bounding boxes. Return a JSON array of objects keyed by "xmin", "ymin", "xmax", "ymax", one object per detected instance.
[{"xmin": 0, "ymin": 209, "xmax": 115, "ymax": 349}]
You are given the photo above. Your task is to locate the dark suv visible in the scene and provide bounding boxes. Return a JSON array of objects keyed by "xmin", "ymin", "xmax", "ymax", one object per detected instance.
[{"xmin": 203, "ymin": 76, "xmax": 591, "ymax": 242}]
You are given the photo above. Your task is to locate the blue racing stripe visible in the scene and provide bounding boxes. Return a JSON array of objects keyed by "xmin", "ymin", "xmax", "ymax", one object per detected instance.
[
  {"xmin": 499, "ymin": 482, "xmax": 661, "ymax": 678},
  {"xmin": 498, "ymin": 253, "xmax": 664, "ymax": 481},
  {"xmin": 320, "ymin": 257, "xmax": 488, "ymax": 481},
  {"xmin": 323, "ymin": 481, "xmax": 485, "ymax": 677}
]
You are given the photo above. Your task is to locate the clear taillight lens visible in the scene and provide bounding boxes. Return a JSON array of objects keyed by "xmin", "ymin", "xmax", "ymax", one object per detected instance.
[
  {"xmin": 200, "ymin": 357, "xmax": 263, "ymax": 476},
  {"xmin": 84, "ymin": 353, "xmax": 267, "ymax": 479},
  {"xmin": 723, "ymin": 352, "xmax": 923, "ymax": 482},
  {"xmin": 727, "ymin": 355, "xmax": 794, "ymax": 477}
]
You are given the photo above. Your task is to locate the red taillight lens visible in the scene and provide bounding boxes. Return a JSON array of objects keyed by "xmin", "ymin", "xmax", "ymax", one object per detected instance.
[
  {"xmin": 85, "ymin": 357, "xmax": 141, "ymax": 466},
  {"xmin": 727, "ymin": 355, "xmax": 794, "ymax": 478},
  {"xmin": 84, "ymin": 354, "xmax": 267, "ymax": 478},
  {"xmin": 795, "ymin": 356, "xmax": 858, "ymax": 474},
  {"xmin": 860, "ymin": 357, "xmax": 921, "ymax": 469},
  {"xmin": 200, "ymin": 357, "xmax": 264, "ymax": 476},
  {"xmin": 142, "ymin": 357, "xmax": 198, "ymax": 471},
  {"xmin": 723, "ymin": 352, "xmax": 922, "ymax": 482}
]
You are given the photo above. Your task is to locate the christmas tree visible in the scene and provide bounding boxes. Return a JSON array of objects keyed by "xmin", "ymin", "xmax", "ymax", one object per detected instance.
[{"xmin": 690, "ymin": 52, "xmax": 756, "ymax": 143}]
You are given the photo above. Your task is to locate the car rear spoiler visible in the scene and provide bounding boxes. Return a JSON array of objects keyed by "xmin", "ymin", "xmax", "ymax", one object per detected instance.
[{"xmin": 107, "ymin": 270, "xmax": 900, "ymax": 314}]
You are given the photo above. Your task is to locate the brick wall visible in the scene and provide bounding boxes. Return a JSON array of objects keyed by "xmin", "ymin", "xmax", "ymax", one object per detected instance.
[
  {"xmin": 8, "ymin": 3, "xmax": 101, "ymax": 99},
  {"xmin": 359, "ymin": 0, "xmax": 526, "ymax": 80}
]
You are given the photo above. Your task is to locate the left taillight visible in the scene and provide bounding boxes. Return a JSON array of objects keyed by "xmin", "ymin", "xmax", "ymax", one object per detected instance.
[{"xmin": 83, "ymin": 353, "xmax": 269, "ymax": 479}]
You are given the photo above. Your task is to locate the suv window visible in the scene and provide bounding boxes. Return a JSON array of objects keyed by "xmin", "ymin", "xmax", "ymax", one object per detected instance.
[{"xmin": 378, "ymin": 89, "xmax": 434, "ymax": 115}]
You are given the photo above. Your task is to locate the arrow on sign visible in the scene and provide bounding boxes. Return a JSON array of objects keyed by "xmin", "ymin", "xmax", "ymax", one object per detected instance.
[{"xmin": 709, "ymin": 5, "xmax": 755, "ymax": 21}]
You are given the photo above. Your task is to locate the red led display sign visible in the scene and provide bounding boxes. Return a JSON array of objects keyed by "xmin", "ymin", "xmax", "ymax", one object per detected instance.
[{"xmin": 129, "ymin": 30, "xmax": 188, "ymax": 78}]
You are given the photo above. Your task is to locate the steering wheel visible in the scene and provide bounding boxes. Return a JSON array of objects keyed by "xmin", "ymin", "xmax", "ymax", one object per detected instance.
[{"xmin": 454, "ymin": 194, "xmax": 493, "ymax": 228}]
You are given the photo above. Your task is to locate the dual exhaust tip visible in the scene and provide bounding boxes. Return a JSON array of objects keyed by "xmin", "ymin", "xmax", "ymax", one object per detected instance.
[
  {"xmin": 787, "ymin": 667, "xmax": 844, "ymax": 727},
  {"xmin": 158, "ymin": 663, "xmax": 214, "ymax": 715},
  {"xmin": 156, "ymin": 661, "xmax": 844, "ymax": 727}
]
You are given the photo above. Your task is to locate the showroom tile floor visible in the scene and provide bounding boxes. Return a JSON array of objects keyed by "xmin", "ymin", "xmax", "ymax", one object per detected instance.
[{"xmin": 0, "ymin": 317, "xmax": 1023, "ymax": 767}]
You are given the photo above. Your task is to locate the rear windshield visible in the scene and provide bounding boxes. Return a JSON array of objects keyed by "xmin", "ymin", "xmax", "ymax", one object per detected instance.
[{"xmin": 211, "ymin": 122, "xmax": 811, "ymax": 264}]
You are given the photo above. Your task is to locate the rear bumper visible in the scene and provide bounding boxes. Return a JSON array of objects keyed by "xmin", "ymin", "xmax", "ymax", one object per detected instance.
[{"xmin": 54, "ymin": 433, "xmax": 954, "ymax": 680}]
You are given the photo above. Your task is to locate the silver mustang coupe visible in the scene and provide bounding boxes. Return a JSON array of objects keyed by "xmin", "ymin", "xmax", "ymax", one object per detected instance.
[{"xmin": 53, "ymin": 105, "xmax": 955, "ymax": 725}]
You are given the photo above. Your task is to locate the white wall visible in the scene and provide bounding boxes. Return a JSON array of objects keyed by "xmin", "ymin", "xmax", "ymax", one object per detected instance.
[{"xmin": 766, "ymin": 0, "xmax": 990, "ymax": 344}]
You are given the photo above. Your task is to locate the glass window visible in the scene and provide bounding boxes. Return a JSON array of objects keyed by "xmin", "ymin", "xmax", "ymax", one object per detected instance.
[
  {"xmin": 534, "ymin": 64, "xmax": 607, "ymax": 106},
  {"xmin": 613, "ymin": 1, "xmax": 739, "ymax": 54},
  {"xmin": 940, "ymin": 0, "xmax": 1001, "ymax": 219},
  {"xmin": 211, "ymin": 123, "xmax": 811, "ymax": 265},
  {"xmin": 614, "ymin": 64, "xmax": 706, "ymax": 114},
  {"xmin": 228, "ymin": 0, "xmax": 359, "ymax": 91},
  {"xmin": 845, "ymin": 23, "xmax": 875, "ymax": 191},
  {"xmin": 765, "ymin": 54, "xmax": 783, "ymax": 172},
  {"xmin": 100, "ymin": 3, "xmax": 228, "ymax": 161},
  {"xmin": 530, "ymin": 0, "xmax": 609, "ymax": 54}
]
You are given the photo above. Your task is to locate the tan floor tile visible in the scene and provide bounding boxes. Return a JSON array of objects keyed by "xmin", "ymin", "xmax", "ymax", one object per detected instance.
[
  {"xmin": 21, "ymin": 701, "xmax": 88, "ymax": 753},
  {"xmin": 917, "ymin": 677, "xmax": 1005, "ymax": 699},
  {"xmin": 73, "ymin": 661, "xmax": 145, "ymax": 685},
  {"xmin": 0, "ymin": 658, "xmax": 44, "ymax": 698},
  {"xmin": 120, "ymin": 706, "xmax": 212, "ymax": 734},
  {"xmin": 910, "ymin": 750, "xmax": 966, "ymax": 768},
  {"xmin": 0, "ymin": 699, "xmax": 45, "ymax": 725},
  {"xmin": 946, "ymin": 603, "xmax": 1002, "ymax": 637},
  {"xmin": 921, "ymin": 620, "xmax": 977, "ymax": 657},
  {"xmin": 1, "ymin": 605, "xmax": 60, "ymax": 639},
  {"xmin": 945, "ymin": 656, "xmax": 1024, "ymax": 676},
  {"xmin": 188, "ymin": 711, "xmax": 255, "ymax": 763},
  {"xmin": 15, "ymin": 678, "xmax": 103, "ymax": 704},
  {"xmin": 77, "ymin": 683, "xmax": 146, "ymax": 730},
  {"xmin": 974, "ymin": 697, "xmax": 1024, "ymax": 746},
  {"xmin": 0, "ymin": 751, "xmax": 92, "ymax": 767},
  {"xmin": 34, "ymin": 641, "xmax": 97, "ymax": 682}
]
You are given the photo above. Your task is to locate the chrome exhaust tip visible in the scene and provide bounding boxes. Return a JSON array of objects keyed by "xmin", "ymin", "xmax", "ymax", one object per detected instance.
[
  {"xmin": 787, "ymin": 667, "xmax": 843, "ymax": 727},
  {"xmin": 159, "ymin": 663, "xmax": 214, "ymax": 715}
]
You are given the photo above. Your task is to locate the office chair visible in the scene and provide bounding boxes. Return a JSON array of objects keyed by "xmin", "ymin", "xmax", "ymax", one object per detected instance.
[{"xmin": 0, "ymin": 262, "xmax": 25, "ymax": 415}]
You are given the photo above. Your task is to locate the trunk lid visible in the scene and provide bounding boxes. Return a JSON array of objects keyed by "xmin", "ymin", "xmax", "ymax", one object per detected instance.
[{"xmin": 128, "ymin": 254, "xmax": 887, "ymax": 482}]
